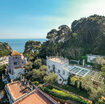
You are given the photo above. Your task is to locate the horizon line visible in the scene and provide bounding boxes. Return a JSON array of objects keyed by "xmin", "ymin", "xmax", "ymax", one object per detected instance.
[{"xmin": 0, "ymin": 38, "xmax": 46, "ymax": 39}]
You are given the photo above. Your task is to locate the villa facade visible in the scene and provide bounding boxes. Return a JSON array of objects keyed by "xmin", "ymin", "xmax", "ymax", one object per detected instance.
[
  {"xmin": 7, "ymin": 50, "xmax": 26, "ymax": 80},
  {"xmin": 46, "ymin": 56, "xmax": 91, "ymax": 84}
]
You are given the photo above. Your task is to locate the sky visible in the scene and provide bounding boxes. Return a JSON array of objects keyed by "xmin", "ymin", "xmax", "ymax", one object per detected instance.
[{"xmin": 0, "ymin": 0, "xmax": 105, "ymax": 39}]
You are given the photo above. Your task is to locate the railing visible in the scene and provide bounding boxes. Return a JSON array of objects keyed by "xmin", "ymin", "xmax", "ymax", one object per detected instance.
[{"xmin": 13, "ymin": 90, "xmax": 35, "ymax": 104}]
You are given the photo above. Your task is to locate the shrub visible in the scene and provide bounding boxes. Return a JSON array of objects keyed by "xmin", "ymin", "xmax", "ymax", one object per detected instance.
[
  {"xmin": 42, "ymin": 86, "xmax": 92, "ymax": 104},
  {"xmin": 33, "ymin": 81, "xmax": 39, "ymax": 85}
]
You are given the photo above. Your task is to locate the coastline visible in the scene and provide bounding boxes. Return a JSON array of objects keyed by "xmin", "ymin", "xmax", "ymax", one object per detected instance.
[{"xmin": 0, "ymin": 38, "xmax": 46, "ymax": 53}]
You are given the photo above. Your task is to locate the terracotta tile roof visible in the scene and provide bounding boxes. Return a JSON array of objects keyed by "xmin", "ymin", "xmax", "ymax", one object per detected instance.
[
  {"xmin": 14, "ymin": 90, "xmax": 53, "ymax": 104},
  {"xmin": 7, "ymin": 81, "xmax": 58, "ymax": 104},
  {"xmin": 11, "ymin": 50, "xmax": 21, "ymax": 56}
]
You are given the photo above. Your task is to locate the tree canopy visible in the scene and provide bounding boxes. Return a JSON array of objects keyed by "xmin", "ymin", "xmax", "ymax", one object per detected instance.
[{"xmin": 23, "ymin": 41, "xmax": 41, "ymax": 60}]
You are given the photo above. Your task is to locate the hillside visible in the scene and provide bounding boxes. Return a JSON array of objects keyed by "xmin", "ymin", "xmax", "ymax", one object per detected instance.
[
  {"xmin": 40, "ymin": 15, "xmax": 105, "ymax": 59},
  {"xmin": 71, "ymin": 15, "xmax": 105, "ymax": 55},
  {"xmin": 0, "ymin": 42, "xmax": 12, "ymax": 57}
]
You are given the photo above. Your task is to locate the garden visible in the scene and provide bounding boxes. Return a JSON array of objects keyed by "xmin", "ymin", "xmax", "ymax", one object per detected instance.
[{"xmin": 41, "ymin": 85, "xmax": 92, "ymax": 104}]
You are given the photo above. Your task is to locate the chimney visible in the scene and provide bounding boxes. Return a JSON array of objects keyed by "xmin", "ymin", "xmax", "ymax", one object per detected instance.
[
  {"xmin": 83, "ymin": 59, "xmax": 85, "ymax": 67},
  {"xmin": 24, "ymin": 79, "xmax": 27, "ymax": 85},
  {"xmin": 20, "ymin": 74, "xmax": 22, "ymax": 81},
  {"xmin": 27, "ymin": 81, "xmax": 30, "ymax": 88}
]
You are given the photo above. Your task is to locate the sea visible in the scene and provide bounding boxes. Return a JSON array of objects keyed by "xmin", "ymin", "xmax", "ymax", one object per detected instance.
[{"xmin": 0, "ymin": 39, "xmax": 46, "ymax": 53}]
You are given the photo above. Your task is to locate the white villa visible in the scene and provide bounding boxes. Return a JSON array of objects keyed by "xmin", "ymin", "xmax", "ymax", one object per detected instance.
[
  {"xmin": 7, "ymin": 50, "xmax": 27, "ymax": 80},
  {"xmin": 47, "ymin": 56, "xmax": 91, "ymax": 84}
]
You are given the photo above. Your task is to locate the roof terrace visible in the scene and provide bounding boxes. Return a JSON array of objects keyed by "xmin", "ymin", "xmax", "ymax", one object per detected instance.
[
  {"xmin": 7, "ymin": 81, "xmax": 30, "ymax": 100},
  {"xmin": 13, "ymin": 89, "xmax": 55, "ymax": 104},
  {"xmin": 69, "ymin": 66, "xmax": 91, "ymax": 77},
  {"xmin": 47, "ymin": 56, "xmax": 69, "ymax": 64},
  {"xmin": 6, "ymin": 81, "xmax": 58, "ymax": 104}
]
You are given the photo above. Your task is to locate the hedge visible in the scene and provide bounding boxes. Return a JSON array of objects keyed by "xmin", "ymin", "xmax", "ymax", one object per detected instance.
[{"xmin": 42, "ymin": 86, "xmax": 92, "ymax": 104}]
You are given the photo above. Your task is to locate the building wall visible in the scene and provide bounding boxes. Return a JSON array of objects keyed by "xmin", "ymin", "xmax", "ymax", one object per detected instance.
[
  {"xmin": 5, "ymin": 85, "xmax": 14, "ymax": 104},
  {"xmin": 8, "ymin": 55, "xmax": 26, "ymax": 75},
  {"xmin": 47, "ymin": 57, "xmax": 91, "ymax": 84},
  {"xmin": 46, "ymin": 59, "xmax": 69, "ymax": 84},
  {"xmin": 9, "ymin": 68, "xmax": 24, "ymax": 80}
]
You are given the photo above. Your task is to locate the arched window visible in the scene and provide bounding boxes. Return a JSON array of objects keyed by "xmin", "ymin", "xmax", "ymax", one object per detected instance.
[
  {"xmin": 48, "ymin": 65, "xmax": 50, "ymax": 69},
  {"xmin": 58, "ymin": 70, "xmax": 60, "ymax": 73},
  {"xmin": 52, "ymin": 65, "xmax": 55, "ymax": 72}
]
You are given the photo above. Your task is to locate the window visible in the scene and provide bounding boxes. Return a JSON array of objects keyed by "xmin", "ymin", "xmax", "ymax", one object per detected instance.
[
  {"xmin": 63, "ymin": 70, "xmax": 65, "ymax": 75},
  {"xmin": 58, "ymin": 70, "xmax": 60, "ymax": 73},
  {"xmin": 52, "ymin": 65, "xmax": 55, "ymax": 72},
  {"xmin": 14, "ymin": 62, "xmax": 18, "ymax": 65},
  {"xmin": 48, "ymin": 65, "xmax": 50, "ymax": 69},
  {"xmin": 52, "ymin": 65, "xmax": 55, "ymax": 70},
  {"xmin": 8, "ymin": 69, "xmax": 11, "ymax": 73}
]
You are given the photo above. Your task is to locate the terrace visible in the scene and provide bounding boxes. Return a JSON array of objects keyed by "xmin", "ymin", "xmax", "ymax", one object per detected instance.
[
  {"xmin": 64, "ymin": 65, "xmax": 91, "ymax": 77},
  {"xmin": 47, "ymin": 56, "xmax": 69, "ymax": 65},
  {"xmin": 14, "ymin": 89, "xmax": 57, "ymax": 104},
  {"xmin": 6, "ymin": 81, "xmax": 58, "ymax": 104},
  {"xmin": 67, "ymin": 65, "xmax": 90, "ymax": 77},
  {"xmin": 6, "ymin": 81, "xmax": 31, "ymax": 100}
]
